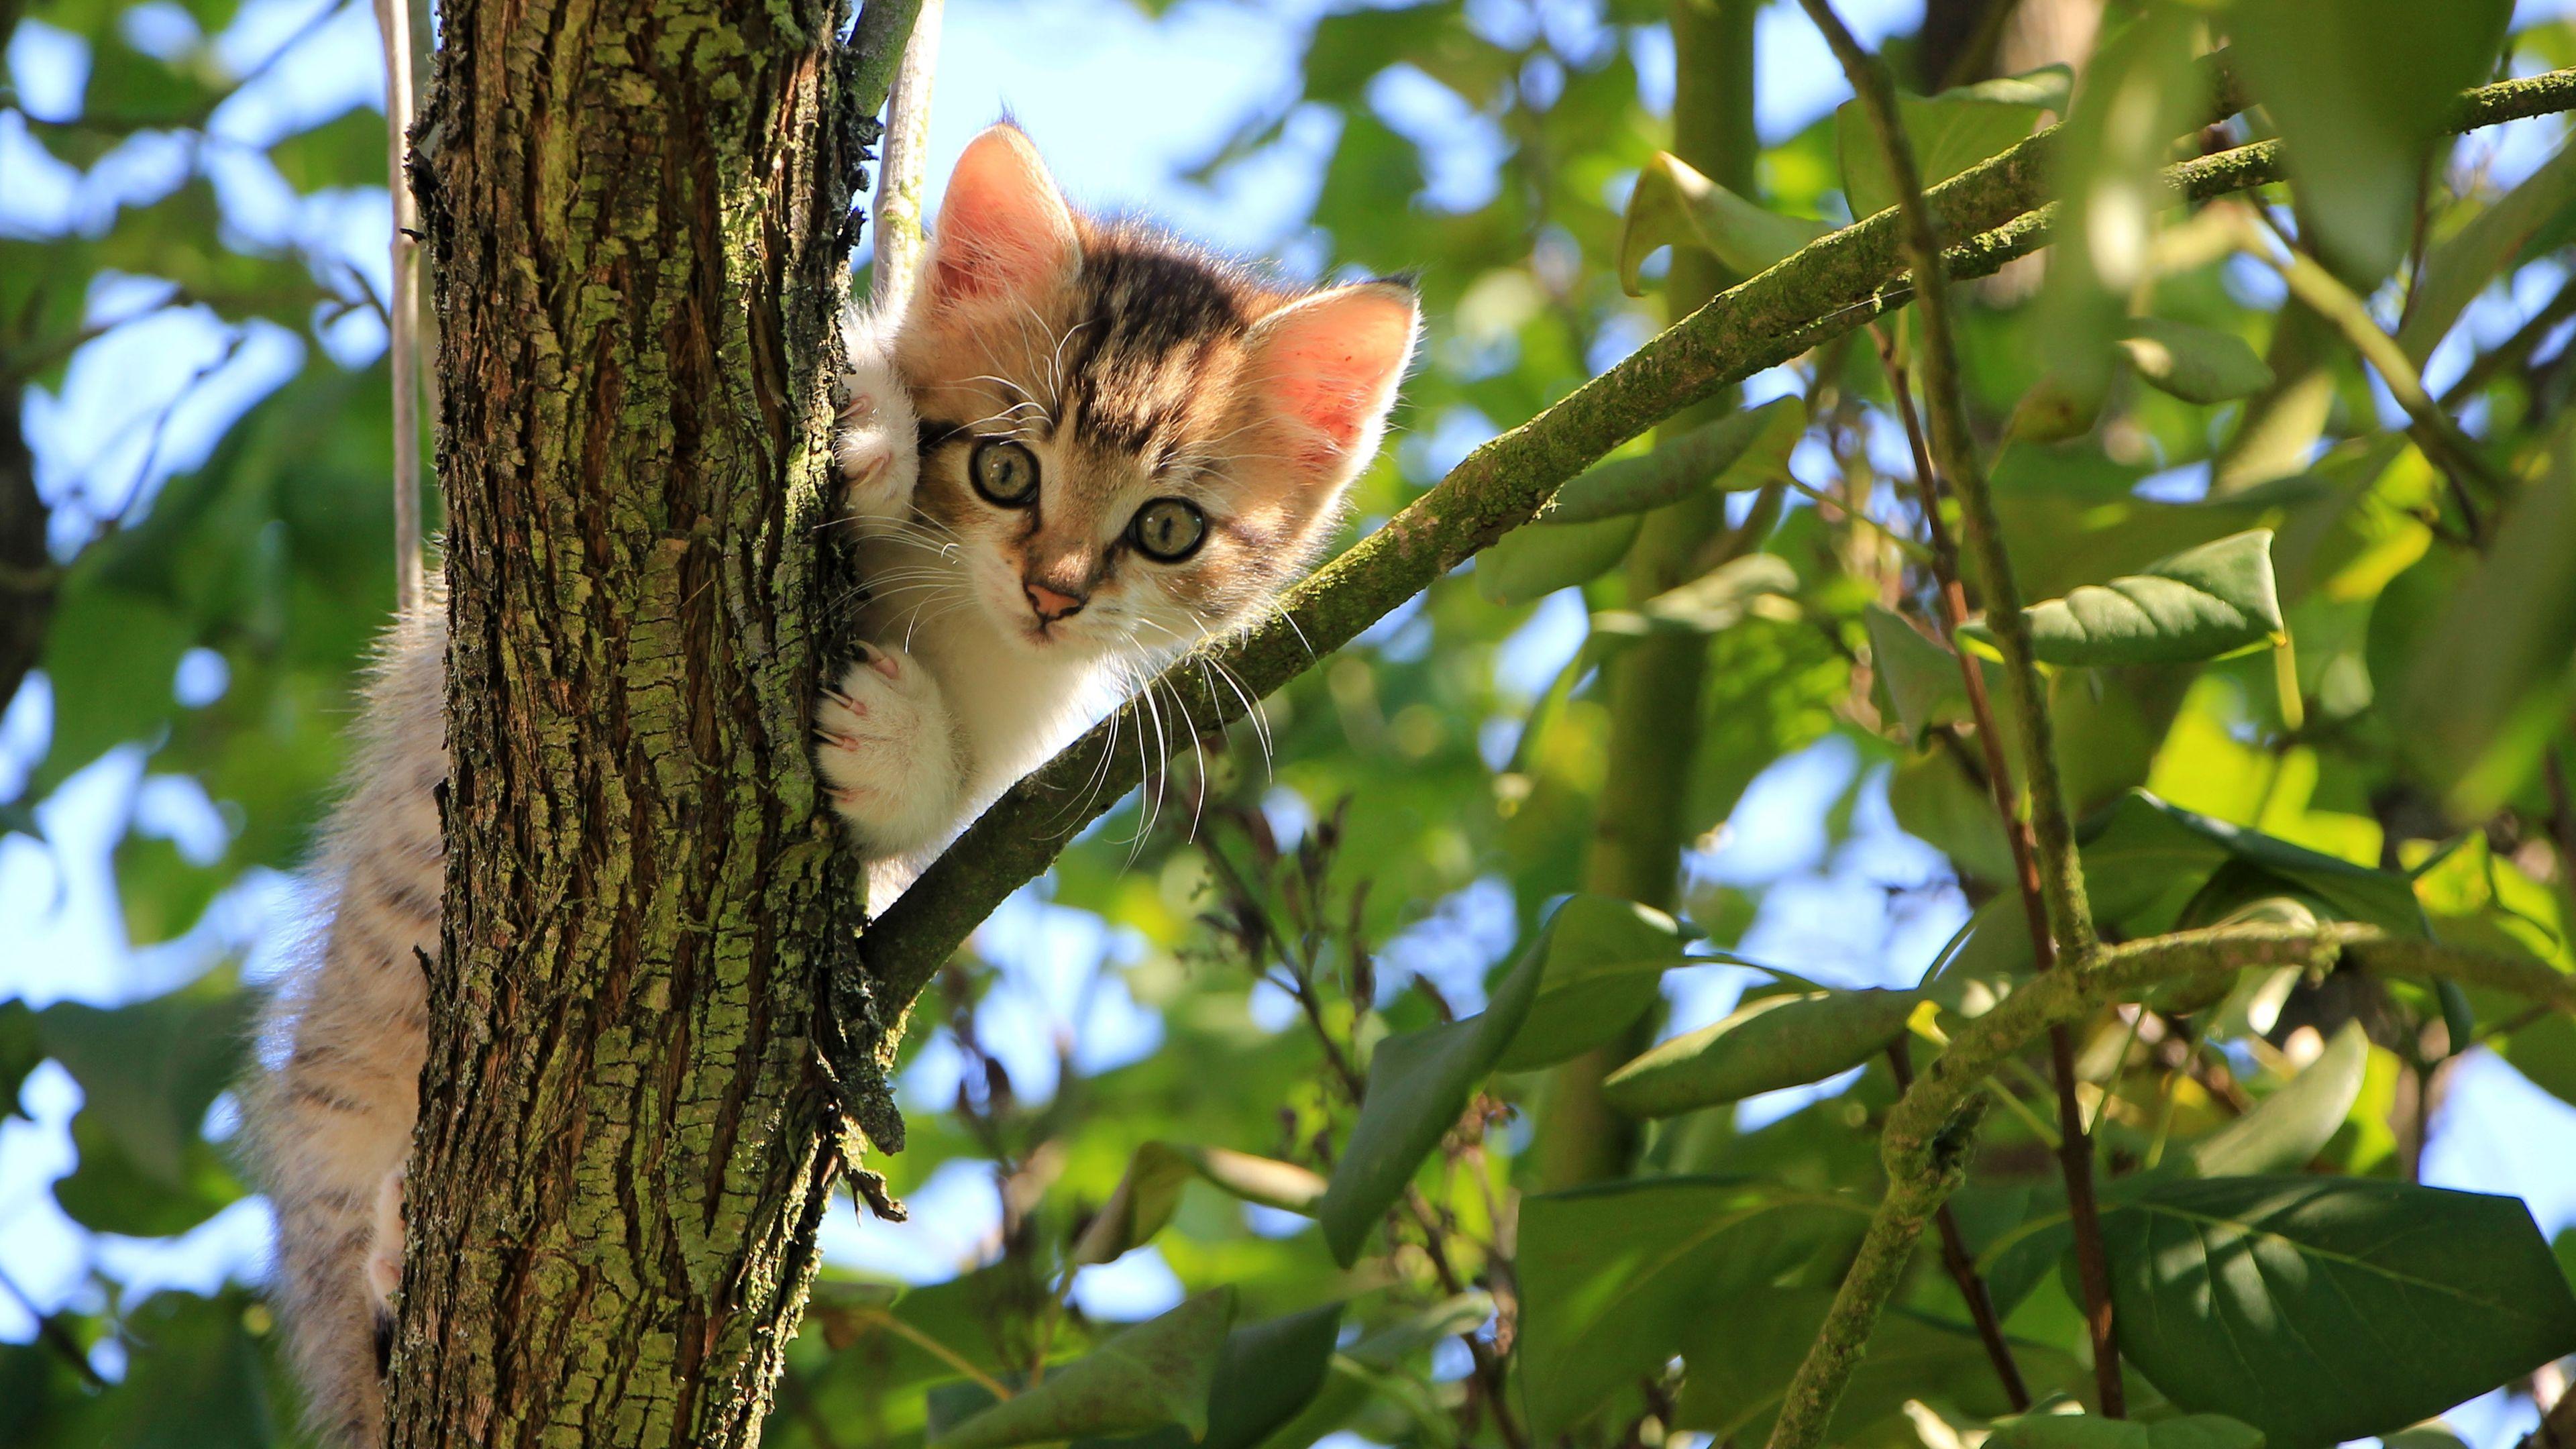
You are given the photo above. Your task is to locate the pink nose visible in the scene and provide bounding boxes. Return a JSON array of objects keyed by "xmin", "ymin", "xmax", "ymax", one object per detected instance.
[{"xmin": 1026, "ymin": 582, "xmax": 1085, "ymax": 622}]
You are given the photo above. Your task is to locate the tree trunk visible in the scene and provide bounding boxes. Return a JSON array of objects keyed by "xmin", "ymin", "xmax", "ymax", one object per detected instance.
[{"xmin": 390, "ymin": 0, "xmax": 879, "ymax": 1442}]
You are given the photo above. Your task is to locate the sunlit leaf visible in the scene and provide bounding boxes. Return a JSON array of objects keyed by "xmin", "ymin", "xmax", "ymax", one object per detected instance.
[
  {"xmin": 1602, "ymin": 987, "xmax": 1922, "ymax": 1118},
  {"xmin": 2118, "ymin": 317, "xmax": 2275, "ymax": 405},
  {"xmin": 1835, "ymin": 67, "xmax": 2068, "ymax": 222},
  {"xmin": 1495, "ymin": 894, "xmax": 1695, "ymax": 1073},
  {"xmin": 1617, "ymin": 151, "xmax": 1828, "ymax": 294},
  {"xmin": 1075, "ymin": 1304, "xmax": 1342, "ymax": 1449},
  {"xmin": 1974, "ymin": 530, "xmax": 2285, "ymax": 667},
  {"xmin": 1475, "ymin": 513, "xmax": 1640, "ymax": 606},
  {"xmin": 1071, "ymin": 1143, "xmax": 1326, "ymax": 1266},
  {"xmin": 1540, "ymin": 398, "xmax": 1804, "ymax": 525},
  {"xmin": 2188, "ymin": 1020, "xmax": 2367, "ymax": 1177}
]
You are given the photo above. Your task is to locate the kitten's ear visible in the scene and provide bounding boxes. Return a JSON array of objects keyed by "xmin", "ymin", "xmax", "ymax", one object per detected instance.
[
  {"xmin": 1242, "ymin": 280, "xmax": 1419, "ymax": 478},
  {"xmin": 919, "ymin": 125, "xmax": 1079, "ymax": 313}
]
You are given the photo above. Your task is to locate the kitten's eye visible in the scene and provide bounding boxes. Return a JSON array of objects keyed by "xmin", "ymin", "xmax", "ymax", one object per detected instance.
[
  {"xmin": 1129, "ymin": 498, "xmax": 1207, "ymax": 562},
  {"xmin": 969, "ymin": 438, "xmax": 1040, "ymax": 507}
]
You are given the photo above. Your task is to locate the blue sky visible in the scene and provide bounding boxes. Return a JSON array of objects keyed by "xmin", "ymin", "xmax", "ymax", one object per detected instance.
[{"xmin": 8, "ymin": 0, "xmax": 2576, "ymax": 1438}]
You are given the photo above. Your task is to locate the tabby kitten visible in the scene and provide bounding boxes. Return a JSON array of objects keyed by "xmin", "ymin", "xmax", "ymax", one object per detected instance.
[{"xmin": 250, "ymin": 121, "xmax": 1417, "ymax": 1446}]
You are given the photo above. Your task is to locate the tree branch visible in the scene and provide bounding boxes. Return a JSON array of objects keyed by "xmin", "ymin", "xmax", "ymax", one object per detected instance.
[
  {"xmin": 866, "ymin": 0, "xmax": 940, "ymax": 312},
  {"xmin": 835, "ymin": 65, "xmax": 2576, "ymax": 1090}
]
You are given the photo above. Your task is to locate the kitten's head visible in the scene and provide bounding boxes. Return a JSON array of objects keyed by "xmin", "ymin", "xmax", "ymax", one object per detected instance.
[{"xmin": 889, "ymin": 124, "xmax": 1417, "ymax": 659}]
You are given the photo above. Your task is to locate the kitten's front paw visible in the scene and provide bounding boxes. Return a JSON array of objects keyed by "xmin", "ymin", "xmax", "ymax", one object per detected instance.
[
  {"xmin": 817, "ymin": 641, "xmax": 961, "ymax": 859},
  {"xmin": 835, "ymin": 354, "xmax": 921, "ymax": 532}
]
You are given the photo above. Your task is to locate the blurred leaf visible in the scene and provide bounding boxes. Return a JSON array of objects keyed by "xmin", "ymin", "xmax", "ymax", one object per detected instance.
[
  {"xmin": 934, "ymin": 1291, "xmax": 1235, "ymax": 1449},
  {"xmin": 1602, "ymin": 987, "xmax": 1922, "ymax": 1118},
  {"xmin": 2399, "ymin": 141, "xmax": 2576, "ymax": 365},
  {"xmin": 1835, "ymin": 68, "xmax": 2067, "ymax": 222},
  {"xmin": 1476, "ymin": 513, "xmax": 1640, "ymax": 606},
  {"xmin": 1542, "ymin": 398, "xmax": 1803, "ymax": 525},
  {"xmin": 2188, "ymin": 1020, "xmax": 2368, "ymax": 1176},
  {"xmin": 1316, "ymin": 926, "xmax": 1543, "ymax": 1265},
  {"xmin": 1618, "ymin": 152, "xmax": 1827, "ymax": 294},
  {"xmin": 1495, "ymin": 894, "xmax": 1695, "ymax": 1073},
  {"xmin": 1076, "ymin": 1304, "xmax": 1343, "ymax": 1449},
  {"xmin": 1071, "ymin": 1143, "xmax": 1326, "ymax": 1267},
  {"xmin": 2118, "ymin": 317, "xmax": 2275, "ymax": 405},
  {"xmin": 87, "ymin": 1289, "xmax": 279, "ymax": 1449},
  {"xmin": 1517, "ymin": 1177, "xmax": 1866, "ymax": 1440},
  {"xmin": 2227, "ymin": 0, "xmax": 2514, "ymax": 283},
  {"xmin": 2395, "ymin": 441, "xmax": 2576, "ymax": 818},
  {"xmin": 40, "ymin": 971, "xmax": 252, "ymax": 1235},
  {"xmin": 0, "ymin": 1000, "xmax": 42, "ymax": 1122},
  {"xmin": 2105, "ymin": 1176, "xmax": 2576, "ymax": 1447},
  {"xmin": 1591, "ymin": 553, "xmax": 1796, "ymax": 640},
  {"xmin": 1974, "ymin": 529, "xmax": 2284, "ymax": 667},
  {"xmin": 35, "ymin": 582, "xmax": 193, "ymax": 790},
  {"xmin": 1984, "ymin": 1412, "xmax": 2265, "ymax": 1449},
  {"xmin": 1864, "ymin": 604, "xmax": 1976, "ymax": 745}
]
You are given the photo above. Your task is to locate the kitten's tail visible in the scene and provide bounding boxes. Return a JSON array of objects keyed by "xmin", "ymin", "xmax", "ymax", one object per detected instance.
[{"xmin": 248, "ymin": 602, "xmax": 449, "ymax": 1446}]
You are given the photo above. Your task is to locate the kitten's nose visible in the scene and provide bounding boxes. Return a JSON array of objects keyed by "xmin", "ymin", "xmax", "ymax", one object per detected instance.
[{"xmin": 1025, "ymin": 580, "xmax": 1087, "ymax": 622}]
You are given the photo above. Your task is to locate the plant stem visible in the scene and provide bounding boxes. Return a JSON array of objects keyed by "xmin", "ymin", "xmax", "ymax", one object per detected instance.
[
  {"xmin": 1886, "ymin": 1039, "xmax": 2031, "ymax": 1412},
  {"xmin": 868, "ymin": 0, "xmax": 941, "ymax": 313},
  {"xmin": 374, "ymin": 0, "xmax": 425, "ymax": 612},
  {"xmin": 1809, "ymin": 0, "xmax": 2115, "ymax": 1409}
]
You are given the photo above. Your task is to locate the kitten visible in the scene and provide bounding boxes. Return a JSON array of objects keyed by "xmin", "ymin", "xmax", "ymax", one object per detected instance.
[{"xmin": 249, "ymin": 121, "xmax": 1416, "ymax": 1447}]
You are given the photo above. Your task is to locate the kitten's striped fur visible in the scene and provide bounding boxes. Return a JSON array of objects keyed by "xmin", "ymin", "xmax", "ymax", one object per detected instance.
[{"xmin": 250, "ymin": 123, "xmax": 1415, "ymax": 1445}]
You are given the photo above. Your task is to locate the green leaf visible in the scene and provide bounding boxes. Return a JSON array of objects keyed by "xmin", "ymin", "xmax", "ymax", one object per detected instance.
[
  {"xmin": 933, "ymin": 1291, "xmax": 1236, "ymax": 1449},
  {"xmin": 2104, "ymin": 1176, "xmax": 2576, "ymax": 1448},
  {"xmin": 1618, "ymin": 151, "xmax": 1828, "ymax": 294},
  {"xmin": 1476, "ymin": 513, "xmax": 1640, "ymax": 606},
  {"xmin": 2080, "ymin": 791, "xmax": 2426, "ymax": 941},
  {"xmin": 1601, "ymin": 987, "xmax": 1921, "ymax": 1118},
  {"xmin": 84, "ymin": 1289, "xmax": 280, "ymax": 1449},
  {"xmin": 1997, "ymin": 529, "xmax": 2286, "ymax": 667},
  {"xmin": 35, "ymin": 582, "xmax": 194, "ymax": 789},
  {"xmin": 2226, "ymin": 0, "xmax": 2513, "ymax": 284},
  {"xmin": 1075, "ymin": 1304, "xmax": 1344, "ymax": 1449},
  {"xmin": 1674, "ymin": 1287, "xmax": 2080, "ymax": 1446},
  {"xmin": 1589, "ymin": 553, "xmax": 1796, "ymax": 641},
  {"xmin": 2395, "ymin": 438, "xmax": 2576, "ymax": 818},
  {"xmin": 1984, "ymin": 1412, "xmax": 2265, "ymax": 1449},
  {"xmin": 1516, "ymin": 1177, "xmax": 1866, "ymax": 1440},
  {"xmin": 1863, "ymin": 604, "xmax": 1976, "ymax": 745},
  {"xmin": 1835, "ymin": 68, "xmax": 2068, "ymax": 222},
  {"xmin": 1316, "ymin": 930, "xmax": 1545, "ymax": 1265},
  {"xmin": 1071, "ymin": 1143, "xmax": 1326, "ymax": 1266},
  {"xmin": 0, "ymin": 1000, "xmax": 42, "ymax": 1122},
  {"xmin": 2188, "ymin": 1020, "xmax": 2368, "ymax": 1176},
  {"xmin": 2398, "ymin": 140, "xmax": 2576, "ymax": 365},
  {"xmin": 1495, "ymin": 894, "xmax": 1695, "ymax": 1073},
  {"xmin": 2118, "ymin": 317, "xmax": 2275, "ymax": 405},
  {"xmin": 1542, "ymin": 398, "xmax": 1804, "ymax": 525},
  {"xmin": 40, "ymin": 971, "xmax": 253, "ymax": 1236}
]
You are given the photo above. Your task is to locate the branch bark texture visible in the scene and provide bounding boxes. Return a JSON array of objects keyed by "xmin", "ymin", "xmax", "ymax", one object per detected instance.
[{"xmin": 392, "ymin": 1, "xmax": 897, "ymax": 1443}]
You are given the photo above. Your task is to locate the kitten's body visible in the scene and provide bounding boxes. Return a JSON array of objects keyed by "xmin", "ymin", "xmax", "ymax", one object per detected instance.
[{"xmin": 251, "ymin": 124, "xmax": 1415, "ymax": 1446}]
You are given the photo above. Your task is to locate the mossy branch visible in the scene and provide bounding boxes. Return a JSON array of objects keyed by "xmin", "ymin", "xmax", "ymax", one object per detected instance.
[{"xmin": 835, "ymin": 65, "xmax": 2576, "ymax": 1099}]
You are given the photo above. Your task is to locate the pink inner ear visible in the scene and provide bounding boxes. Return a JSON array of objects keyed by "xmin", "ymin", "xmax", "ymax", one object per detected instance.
[
  {"xmin": 1258, "ymin": 289, "xmax": 1417, "ymax": 463},
  {"xmin": 925, "ymin": 128, "xmax": 1077, "ymax": 309}
]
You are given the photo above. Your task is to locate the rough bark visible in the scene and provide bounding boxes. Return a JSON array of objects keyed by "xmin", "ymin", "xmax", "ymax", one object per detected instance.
[{"xmin": 390, "ymin": 0, "xmax": 882, "ymax": 1444}]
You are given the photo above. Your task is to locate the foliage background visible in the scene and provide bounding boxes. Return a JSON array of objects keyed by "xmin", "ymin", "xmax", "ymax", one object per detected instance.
[{"xmin": 7, "ymin": 0, "xmax": 2576, "ymax": 1445}]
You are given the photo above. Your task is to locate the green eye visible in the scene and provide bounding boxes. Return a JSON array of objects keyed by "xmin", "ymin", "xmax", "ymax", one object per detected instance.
[
  {"xmin": 1129, "ymin": 498, "xmax": 1208, "ymax": 562},
  {"xmin": 969, "ymin": 437, "xmax": 1040, "ymax": 506}
]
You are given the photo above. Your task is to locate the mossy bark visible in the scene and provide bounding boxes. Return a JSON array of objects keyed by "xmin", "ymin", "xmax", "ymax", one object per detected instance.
[{"xmin": 390, "ymin": 1, "xmax": 882, "ymax": 1444}]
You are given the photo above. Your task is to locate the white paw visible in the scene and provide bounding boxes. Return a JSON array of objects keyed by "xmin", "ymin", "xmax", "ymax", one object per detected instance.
[
  {"xmin": 816, "ymin": 641, "xmax": 961, "ymax": 859},
  {"xmin": 835, "ymin": 349, "xmax": 920, "ymax": 533},
  {"xmin": 365, "ymin": 1168, "xmax": 404, "ymax": 1313}
]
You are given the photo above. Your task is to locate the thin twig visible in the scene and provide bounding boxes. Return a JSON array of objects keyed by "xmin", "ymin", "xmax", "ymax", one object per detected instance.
[
  {"xmin": 0, "ymin": 1263, "xmax": 105, "ymax": 1389},
  {"xmin": 1796, "ymin": 0, "xmax": 2118, "ymax": 1424},
  {"xmin": 869, "ymin": 0, "xmax": 942, "ymax": 313},
  {"xmin": 1886, "ymin": 1038, "xmax": 2032, "ymax": 1412},
  {"xmin": 374, "ymin": 0, "xmax": 425, "ymax": 612}
]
